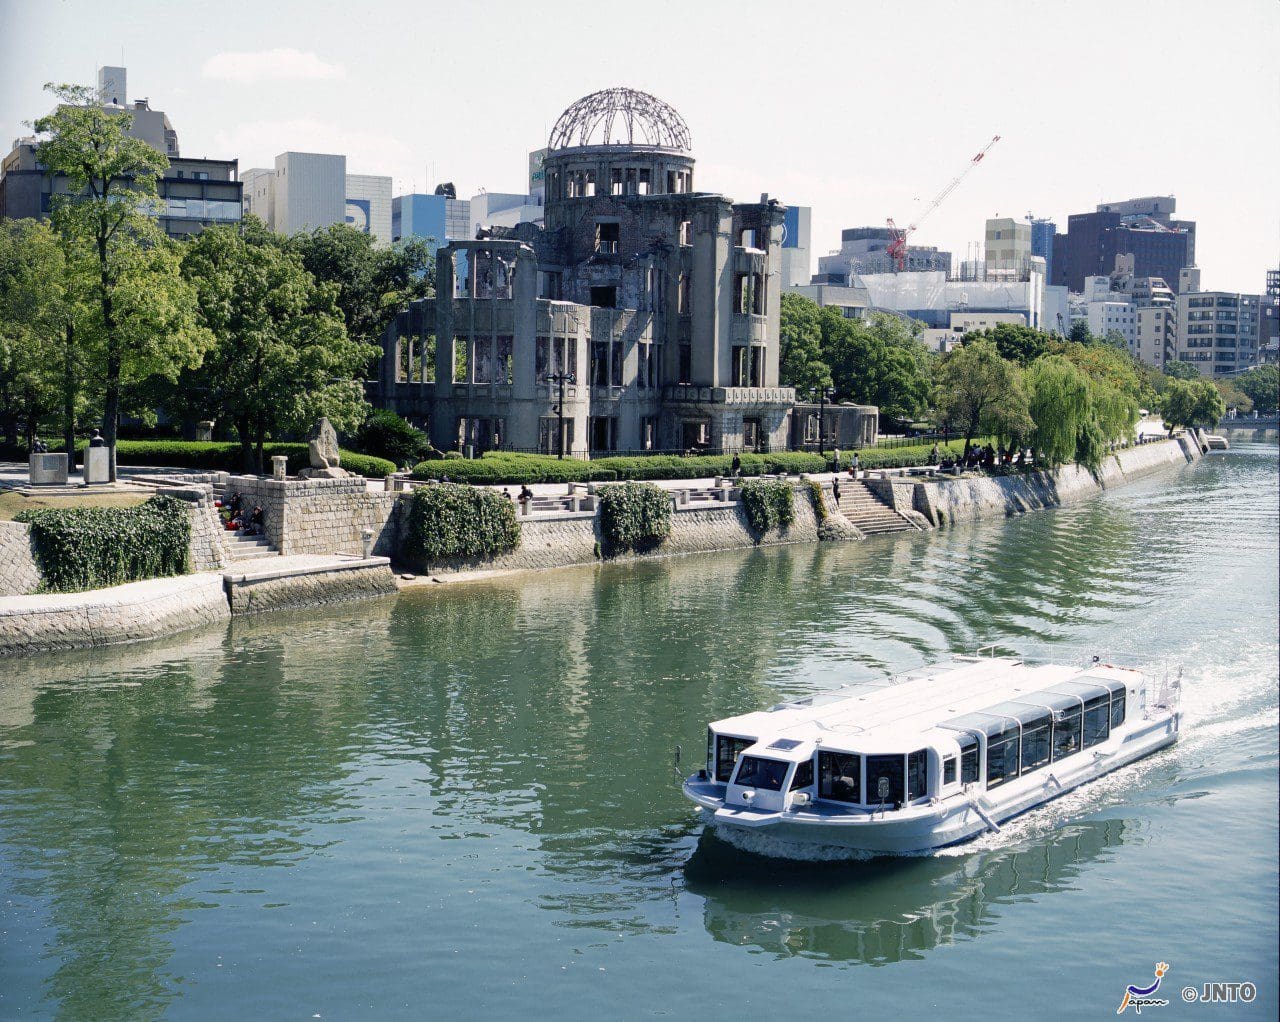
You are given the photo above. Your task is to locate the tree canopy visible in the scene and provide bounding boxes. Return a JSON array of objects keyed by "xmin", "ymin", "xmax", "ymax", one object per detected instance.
[
  {"xmin": 1162, "ymin": 378, "xmax": 1226, "ymax": 431},
  {"xmin": 1234, "ymin": 365, "xmax": 1278, "ymax": 414},
  {"xmin": 179, "ymin": 225, "xmax": 376, "ymax": 472},
  {"xmin": 934, "ymin": 338, "xmax": 1022, "ymax": 456},
  {"xmin": 33, "ymin": 82, "xmax": 209, "ymax": 478},
  {"xmin": 968, "ymin": 322, "xmax": 1055, "ymax": 365},
  {"xmin": 288, "ymin": 223, "xmax": 434, "ymax": 349}
]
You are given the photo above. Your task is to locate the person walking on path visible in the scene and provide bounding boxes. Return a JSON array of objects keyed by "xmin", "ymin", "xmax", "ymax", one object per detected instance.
[
  {"xmin": 832, "ymin": 477, "xmax": 841, "ymax": 504},
  {"xmin": 851, "ymin": 452, "xmax": 861, "ymax": 478},
  {"xmin": 832, "ymin": 446, "xmax": 842, "ymax": 473}
]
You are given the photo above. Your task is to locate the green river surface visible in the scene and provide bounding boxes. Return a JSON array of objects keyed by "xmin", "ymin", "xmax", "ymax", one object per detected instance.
[{"xmin": 2, "ymin": 442, "xmax": 1277, "ymax": 1020}]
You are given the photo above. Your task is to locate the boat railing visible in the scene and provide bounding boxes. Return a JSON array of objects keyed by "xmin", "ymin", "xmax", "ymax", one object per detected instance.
[{"xmin": 1151, "ymin": 666, "xmax": 1183, "ymax": 714}]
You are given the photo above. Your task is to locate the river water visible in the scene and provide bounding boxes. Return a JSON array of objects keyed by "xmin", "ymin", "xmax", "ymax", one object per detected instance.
[{"xmin": 2, "ymin": 442, "xmax": 1276, "ymax": 1020}]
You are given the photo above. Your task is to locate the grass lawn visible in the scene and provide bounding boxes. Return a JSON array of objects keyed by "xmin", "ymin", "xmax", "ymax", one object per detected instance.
[{"xmin": 0, "ymin": 490, "xmax": 151, "ymax": 522}]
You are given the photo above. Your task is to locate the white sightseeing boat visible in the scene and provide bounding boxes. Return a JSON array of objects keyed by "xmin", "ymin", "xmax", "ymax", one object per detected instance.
[{"xmin": 682, "ymin": 651, "xmax": 1181, "ymax": 855}]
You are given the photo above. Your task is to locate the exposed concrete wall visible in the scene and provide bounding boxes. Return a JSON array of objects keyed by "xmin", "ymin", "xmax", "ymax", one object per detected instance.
[
  {"xmin": 0, "ymin": 521, "xmax": 41, "ymax": 597},
  {"xmin": 0, "ymin": 574, "xmax": 229, "ymax": 656},
  {"xmin": 224, "ymin": 559, "xmax": 397, "ymax": 615}
]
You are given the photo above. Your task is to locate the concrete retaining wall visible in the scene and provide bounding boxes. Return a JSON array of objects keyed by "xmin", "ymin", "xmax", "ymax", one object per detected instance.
[
  {"xmin": 413, "ymin": 484, "xmax": 834, "ymax": 575},
  {"xmin": 916, "ymin": 437, "xmax": 1199, "ymax": 526},
  {"xmin": 0, "ymin": 573, "xmax": 230, "ymax": 656},
  {"xmin": 224, "ymin": 558, "xmax": 397, "ymax": 615},
  {"xmin": 0, "ymin": 521, "xmax": 41, "ymax": 597}
]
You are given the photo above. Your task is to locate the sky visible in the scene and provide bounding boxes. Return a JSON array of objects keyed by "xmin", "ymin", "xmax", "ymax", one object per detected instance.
[{"xmin": 2, "ymin": 0, "xmax": 1277, "ymax": 293}]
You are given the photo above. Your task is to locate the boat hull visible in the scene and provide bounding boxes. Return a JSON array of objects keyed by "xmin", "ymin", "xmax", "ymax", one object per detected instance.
[{"xmin": 684, "ymin": 712, "xmax": 1179, "ymax": 855}]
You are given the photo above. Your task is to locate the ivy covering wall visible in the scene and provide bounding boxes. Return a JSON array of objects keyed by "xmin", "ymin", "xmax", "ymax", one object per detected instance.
[
  {"xmin": 16, "ymin": 495, "xmax": 192, "ymax": 592},
  {"xmin": 598, "ymin": 481, "xmax": 672, "ymax": 553},
  {"xmin": 739, "ymin": 479, "xmax": 795, "ymax": 534},
  {"xmin": 402, "ymin": 483, "xmax": 521, "ymax": 563}
]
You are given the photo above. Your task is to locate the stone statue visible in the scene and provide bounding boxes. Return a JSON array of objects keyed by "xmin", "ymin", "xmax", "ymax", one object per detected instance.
[
  {"xmin": 299, "ymin": 417, "xmax": 349, "ymax": 479},
  {"xmin": 88, "ymin": 428, "xmax": 106, "ymax": 448}
]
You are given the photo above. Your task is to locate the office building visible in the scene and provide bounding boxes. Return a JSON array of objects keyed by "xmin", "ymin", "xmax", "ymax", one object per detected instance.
[
  {"xmin": 1052, "ymin": 195, "xmax": 1195, "ymax": 293},
  {"xmin": 780, "ymin": 205, "xmax": 812, "ymax": 288},
  {"xmin": 1175, "ymin": 290, "xmax": 1262, "ymax": 375},
  {"xmin": 984, "ymin": 217, "xmax": 1032, "ymax": 278},
  {"xmin": 372, "ymin": 87, "xmax": 795, "ymax": 455},
  {"xmin": 1, "ymin": 66, "xmax": 240, "ymax": 237},
  {"xmin": 1030, "ymin": 217, "xmax": 1056, "ymax": 287},
  {"xmin": 1136, "ymin": 306, "xmax": 1175, "ymax": 369},
  {"xmin": 816, "ymin": 226, "xmax": 951, "ymax": 281},
  {"xmin": 469, "ymin": 191, "xmax": 544, "ymax": 233},
  {"xmin": 1259, "ymin": 269, "xmax": 1279, "ymax": 365},
  {"xmin": 345, "ymin": 173, "xmax": 393, "ymax": 245}
]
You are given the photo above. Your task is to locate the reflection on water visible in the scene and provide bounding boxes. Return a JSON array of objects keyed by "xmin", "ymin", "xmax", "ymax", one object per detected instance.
[
  {"xmin": 0, "ymin": 443, "xmax": 1275, "ymax": 1017},
  {"xmin": 686, "ymin": 818, "xmax": 1129, "ymax": 963}
]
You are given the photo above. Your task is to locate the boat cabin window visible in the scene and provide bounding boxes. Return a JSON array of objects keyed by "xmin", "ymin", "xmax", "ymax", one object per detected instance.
[
  {"xmin": 943, "ymin": 756, "xmax": 957, "ymax": 785},
  {"xmin": 789, "ymin": 759, "xmax": 814, "ymax": 791},
  {"xmin": 986, "ymin": 726, "xmax": 1021, "ymax": 789},
  {"xmin": 715, "ymin": 735, "xmax": 754, "ymax": 782},
  {"xmin": 867, "ymin": 754, "xmax": 905, "ymax": 805},
  {"xmin": 907, "ymin": 750, "xmax": 928, "ymax": 801},
  {"xmin": 1052, "ymin": 706, "xmax": 1083, "ymax": 762},
  {"xmin": 1082, "ymin": 694, "xmax": 1110, "ymax": 748},
  {"xmin": 1020, "ymin": 713, "xmax": 1052, "ymax": 772},
  {"xmin": 733, "ymin": 756, "xmax": 789, "ymax": 791},
  {"xmin": 959, "ymin": 736, "xmax": 979, "ymax": 784},
  {"xmin": 818, "ymin": 752, "xmax": 861, "ymax": 803},
  {"xmin": 1110, "ymin": 691, "xmax": 1126, "ymax": 729}
]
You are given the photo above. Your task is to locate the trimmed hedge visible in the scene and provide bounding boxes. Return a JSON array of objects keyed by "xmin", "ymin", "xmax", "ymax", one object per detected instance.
[
  {"xmin": 409, "ymin": 450, "xmax": 828, "ymax": 486},
  {"xmin": 739, "ymin": 479, "xmax": 795, "ymax": 534},
  {"xmin": 15, "ymin": 494, "xmax": 191, "ymax": 593},
  {"xmin": 598, "ymin": 481, "xmax": 672, "ymax": 553},
  {"xmin": 356, "ymin": 410, "xmax": 431, "ymax": 467},
  {"xmin": 836, "ymin": 439, "xmax": 979, "ymax": 470},
  {"xmin": 402, "ymin": 483, "xmax": 521, "ymax": 564},
  {"xmin": 1, "ymin": 440, "xmax": 396, "ymax": 477}
]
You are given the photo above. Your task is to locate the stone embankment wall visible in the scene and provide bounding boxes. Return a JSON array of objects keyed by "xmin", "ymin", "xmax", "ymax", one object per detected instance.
[
  {"xmin": 225, "ymin": 475, "xmax": 399, "ymax": 557},
  {"xmin": 912, "ymin": 436, "xmax": 1200, "ymax": 526},
  {"xmin": 0, "ymin": 574, "xmax": 230, "ymax": 656},
  {"xmin": 414, "ymin": 485, "xmax": 844, "ymax": 575},
  {"xmin": 224, "ymin": 559, "xmax": 397, "ymax": 615},
  {"xmin": 0, "ymin": 521, "xmax": 41, "ymax": 597}
]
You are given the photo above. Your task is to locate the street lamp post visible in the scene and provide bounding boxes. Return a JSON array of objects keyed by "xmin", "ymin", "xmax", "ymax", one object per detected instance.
[
  {"xmin": 812, "ymin": 386, "xmax": 835, "ymax": 457},
  {"xmin": 545, "ymin": 371, "xmax": 576, "ymax": 459}
]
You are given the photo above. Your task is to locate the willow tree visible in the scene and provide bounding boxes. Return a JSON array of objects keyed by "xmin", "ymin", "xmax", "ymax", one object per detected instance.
[
  {"xmin": 33, "ymin": 83, "xmax": 208, "ymax": 480},
  {"xmin": 1027, "ymin": 355, "xmax": 1091, "ymax": 467},
  {"xmin": 933, "ymin": 338, "xmax": 1019, "ymax": 458}
]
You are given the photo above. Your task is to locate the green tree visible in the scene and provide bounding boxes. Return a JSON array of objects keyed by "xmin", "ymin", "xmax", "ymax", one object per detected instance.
[
  {"xmin": 1026, "ymin": 355, "xmax": 1092, "ymax": 467},
  {"xmin": 288, "ymin": 223, "xmax": 434, "ymax": 348},
  {"xmin": 180, "ymin": 225, "xmax": 376, "ymax": 472},
  {"xmin": 1214, "ymin": 378, "xmax": 1254, "ymax": 415},
  {"xmin": 1235, "ymin": 365, "xmax": 1278, "ymax": 414},
  {"xmin": 33, "ymin": 82, "xmax": 207, "ymax": 479},
  {"xmin": 934, "ymin": 338, "xmax": 1019, "ymax": 458},
  {"xmin": 0, "ymin": 220, "xmax": 70, "ymax": 446},
  {"xmin": 969, "ymin": 322, "xmax": 1054, "ymax": 365},
  {"xmin": 1162, "ymin": 378, "xmax": 1226, "ymax": 431},
  {"xmin": 778, "ymin": 292, "xmax": 831, "ymax": 394},
  {"xmin": 1163, "ymin": 359, "xmax": 1200, "ymax": 381},
  {"xmin": 1068, "ymin": 320, "xmax": 1093, "ymax": 345},
  {"xmin": 824, "ymin": 311, "xmax": 932, "ymax": 420}
]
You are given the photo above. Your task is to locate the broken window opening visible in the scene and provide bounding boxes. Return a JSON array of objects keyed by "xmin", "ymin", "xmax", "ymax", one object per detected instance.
[
  {"xmin": 590, "ymin": 285, "xmax": 617, "ymax": 309},
  {"xmin": 596, "ymin": 221, "xmax": 620, "ymax": 255}
]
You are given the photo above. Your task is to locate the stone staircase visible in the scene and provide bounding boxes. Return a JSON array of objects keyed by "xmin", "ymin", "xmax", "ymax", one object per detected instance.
[
  {"xmin": 834, "ymin": 480, "xmax": 920, "ymax": 536},
  {"xmin": 223, "ymin": 530, "xmax": 277, "ymax": 561}
]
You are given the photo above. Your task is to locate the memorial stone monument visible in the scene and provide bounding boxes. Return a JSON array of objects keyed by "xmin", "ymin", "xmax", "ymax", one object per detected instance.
[
  {"xmin": 84, "ymin": 429, "xmax": 110, "ymax": 484},
  {"xmin": 28, "ymin": 437, "xmax": 69, "ymax": 486},
  {"xmin": 299, "ymin": 418, "xmax": 349, "ymax": 479}
]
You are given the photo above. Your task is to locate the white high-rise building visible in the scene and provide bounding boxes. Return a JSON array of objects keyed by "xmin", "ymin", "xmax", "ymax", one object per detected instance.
[
  {"xmin": 984, "ymin": 217, "xmax": 1032, "ymax": 279},
  {"xmin": 345, "ymin": 174, "xmax": 393, "ymax": 246}
]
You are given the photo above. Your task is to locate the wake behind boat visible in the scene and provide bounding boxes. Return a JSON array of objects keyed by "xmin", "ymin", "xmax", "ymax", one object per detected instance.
[{"xmin": 682, "ymin": 651, "xmax": 1181, "ymax": 855}]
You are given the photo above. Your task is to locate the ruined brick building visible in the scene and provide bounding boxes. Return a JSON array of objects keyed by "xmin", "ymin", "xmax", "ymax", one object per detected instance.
[{"xmin": 372, "ymin": 87, "xmax": 796, "ymax": 455}]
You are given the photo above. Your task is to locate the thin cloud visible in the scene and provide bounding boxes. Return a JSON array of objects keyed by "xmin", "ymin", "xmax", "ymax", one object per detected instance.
[{"xmin": 202, "ymin": 48, "xmax": 346, "ymax": 84}]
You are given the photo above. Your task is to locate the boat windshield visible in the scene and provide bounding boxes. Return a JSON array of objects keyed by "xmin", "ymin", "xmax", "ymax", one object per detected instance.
[{"xmin": 733, "ymin": 756, "xmax": 790, "ymax": 791}]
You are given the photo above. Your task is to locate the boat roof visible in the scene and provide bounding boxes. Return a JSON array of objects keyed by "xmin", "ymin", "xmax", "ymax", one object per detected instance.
[{"xmin": 711, "ymin": 656, "xmax": 1140, "ymax": 754}]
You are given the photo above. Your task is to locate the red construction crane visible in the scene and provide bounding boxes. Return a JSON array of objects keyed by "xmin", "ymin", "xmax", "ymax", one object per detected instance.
[{"xmin": 886, "ymin": 135, "xmax": 1001, "ymax": 271}]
